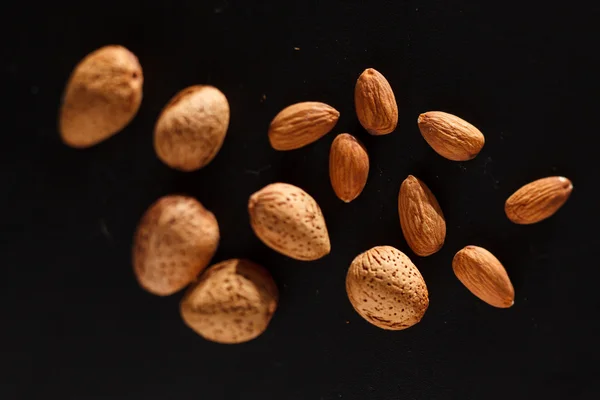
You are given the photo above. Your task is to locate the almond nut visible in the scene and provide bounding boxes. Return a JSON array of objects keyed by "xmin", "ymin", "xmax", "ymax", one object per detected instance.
[
  {"xmin": 329, "ymin": 133, "xmax": 370, "ymax": 203},
  {"xmin": 505, "ymin": 176, "xmax": 573, "ymax": 224},
  {"xmin": 248, "ymin": 183, "xmax": 330, "ymax": 261},
  {"xmin": 354, "ymin": 68, "xmax": 398, "ymax": 135}
]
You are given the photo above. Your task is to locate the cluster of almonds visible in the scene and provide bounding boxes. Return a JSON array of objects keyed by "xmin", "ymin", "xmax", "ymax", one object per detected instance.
[{"xmin": 60, "ymin": 45, "xmax": 573, "ymax": 344}]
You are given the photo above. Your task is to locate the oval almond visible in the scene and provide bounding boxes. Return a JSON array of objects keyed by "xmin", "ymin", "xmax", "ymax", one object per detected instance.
[
  {"xmin": 329, "ymin": 133, "xmax": 370, "ymax": 203},
  {"xmin": 354, "ymin": 68, "xmax": 398, "ymax": 135},
  {"xmin": 505, "ymin": 176, "xmax": 573, "ymax": 224}
]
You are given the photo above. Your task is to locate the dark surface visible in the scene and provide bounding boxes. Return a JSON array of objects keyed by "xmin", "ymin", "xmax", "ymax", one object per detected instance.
[{"xmin": 3, "ymin": 1, "xmax": 600, "ymax": 399}]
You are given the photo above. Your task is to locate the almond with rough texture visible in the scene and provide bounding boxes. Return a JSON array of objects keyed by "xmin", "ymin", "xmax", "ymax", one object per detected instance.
[
  {"xmin": 248, "ymin": 183, "xmax": 330, "ymax": 261},
  {"xmin": 133, "ymin": 195, "xmax": 219, "ymax": 296},
  {"xmin": 59, "ymin": 45, "xmax": 143, "ymax": 148},
  {"xmin": 398, "ymin": 175, "xmax": 446, "ymax": 257},
  {"xmin": 180, "ymin": 259, "xmax": 278, "ymax": 344},
  {"xmin": 452, "ymin": 246, "xmax": 514, "ymax": 308},
  {"xmin": 354, "ymin": 68, "xmax": 398, "ymax": 135},
  {"xmin": 505, "ymin": 176, "xmax": 573, "ymax": 224},
  {"xmin": 154, "ymin": 85, "xmax": 230, "ymax": 171},
  {"xmin": 268, "ymin": 102, "xmax": 339, "ymax": 150},
  {"xmin": 417, "ymin": 111, "xmax": 485, "ymax": 161},
  {"xmin": 329, "ymin": 133, "xmax": 369, "ymax": 203},
  {"xmin": 346, "ymin": 246, "xmax": 429, "ymax": 330}
]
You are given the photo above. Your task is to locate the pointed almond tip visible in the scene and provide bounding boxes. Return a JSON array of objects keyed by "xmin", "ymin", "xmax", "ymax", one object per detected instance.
[{"xmin": 558, "ymin": 176, "xmax": 573, "ymax": 191}]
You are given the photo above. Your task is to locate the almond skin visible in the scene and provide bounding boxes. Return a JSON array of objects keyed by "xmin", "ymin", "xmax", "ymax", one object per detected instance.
[
  {"xmin": 452, "ymin": 246, "xmax": 514, "ymax": 308},
  {"xmin": 132, "ymin": 195, "xmax": 219, "ymax": 296},
  {"xmin": 346, "ymin": 246, "xmax": 429, "ymax": 330},
  {"xmin": 417, "ymin": 111, "xmax": 485, "ymax": 161},
  {"xmin": 248, "ymin": 183, "xmax": 330, "ymax": 261},
  {"xmin": 154, "ymin": 85, "xmax": 230, "ymax": 171},
  {"xmin": 354, "ymin": 68, "xmax": 398, "ymax": 135},
  {"xmin": 268, "ymin": 102, "xmax": 339, "ymax": 150},
  {"xmin": 398, "ymin": 175, "xmax": 446, "ymax": 257},
  {"xmin": 180, "ymin": 259, "xmax": 278, "ymax": 344},
  {"xmin": 505, "ymin": 176, "xmax": 573, "ymax": 224},
  {"xmin": 59, "ymin": 45, "xmax": 143, "ymax": 148},
  {"xmin": 329, "ymin": 133, "xmax": 370, "ymax": 203}
]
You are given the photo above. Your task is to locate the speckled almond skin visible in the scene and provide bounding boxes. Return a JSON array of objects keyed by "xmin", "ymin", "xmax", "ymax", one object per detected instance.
[
  {"xmin": 505, "ymin": 176, "xmax": 573, "ymax": 224},
  {"xmin": 354, "ymin": 68, "xmax": 398, "ymax": 135},
  {"xmin": 248, "ymin": 183, "xmax": 331, "ymax": 261},
  {"xmin": 133, "ymin": 195, "xmax": 219, "ymax": 296},
  {"xmin": 346, "ymin": 246, "xmax": 429, "ymax": 330},
  {"xmin": 154, "ymin": 85, "xmax": 230, "ymax": 171},
  {"xmin": 180, "ymin": 259, "xmax": 278, "ymax": 344},
  {"xmin": 59, "ymin": 45, "xmax": 143, "ymax": 148}
]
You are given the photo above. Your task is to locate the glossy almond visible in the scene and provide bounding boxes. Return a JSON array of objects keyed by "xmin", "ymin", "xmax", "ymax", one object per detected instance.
[
  {"xmin": 59, "ymin": 45, "xmax": 143, "ymax": 148},
  {"xmin": 354, "ymin": 68, "xmax": 398, "ymax": 135},
  {"xmin": 132, "ymin": 195, "xmax": 219, "ymax": 296},
  {"xmin": 180, "ymin": 259, "xmax": 278, "ymax": 344},
  {"xmin": 268, "ymin": 102, "xmax": 339, "ymax": 150},
  {"xmin": 398, "ymin": 175, "xmax": 446, "ymax": 257},
  {"xmin": 417, "ymin": 111, "xmax": 485, "ymax": 161},
  {"xmin": 452, "ymin": 246, "xmax": 514, "ymax": 308},
  {"xmin": 505, "ymin": 176, "xmax": 573, "ymax": 224},
  {"xmin": 154, "ymin": 85, "xmax": 230, "ymax": 171},
  {"xmin": 248, "ymin": 183, "xmax": 330, "ymax": 261},
  {"xmin": 346, "ymin": 246, "xmax": 429, "ymax": 330},
  {"xmin": 329, "ymin": 134, "xmax": 369, "ymax": 203}
]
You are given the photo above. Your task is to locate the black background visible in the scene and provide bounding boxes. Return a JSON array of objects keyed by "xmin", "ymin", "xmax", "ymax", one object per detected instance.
[{"xmin": 3, "ymin": 1, "xmax": 600, "ymax": 399}]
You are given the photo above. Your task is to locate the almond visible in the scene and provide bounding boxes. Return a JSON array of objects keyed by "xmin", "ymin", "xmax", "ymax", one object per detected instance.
[
  {"xmin": 248, "ymin": 183, "xmax": 330, "ymax": 261},
  {"xmin": 132, "ymin": 195, "xmax": 219, "ymax": 296},
  {"xmin": 268, "ymin": 102, "xmax": 339, "ymax": 150},
  {"xmin": 398, "ymin": 175, "xmax": 446, "ymax": 257},
  {"xmin": 329, "ymin": 133, "xmax": 370, "ymax": 203},
  {"xmin": 505, "ymin": 176, "xmax": 573, "ymax": 224},
  {"xmin": 346, "ymin": 246, "xmax": 429, "ymax": 330},
  {"xmin": 417, "ymin": 111, "xmax": 485, "ymax": 161},
  {"xmin": 452, "ymin": 246, "xmax": 514, "ymax": 308},
  {"xmin": 154, "ymin": 85, "xmax": 230, "ymax": 171},
  {"xmin": 354, "ymin": 68, "xmax": 398, "ymax": 135},
  {"xmin": 180, "ymin": 259, "xmax": 278, "ymax": 344},
  {"xmin": 59, "ymin": 45, "xmax": 143, "ymax": 148}
]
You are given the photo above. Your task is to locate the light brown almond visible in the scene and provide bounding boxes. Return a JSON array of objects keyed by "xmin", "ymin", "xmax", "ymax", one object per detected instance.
[
  {"xmin": 452, "ymin": 246, "xmax": 514, "ymax": 308},
  {"xmin": 346, "ymin": 246, "xmax": 429, "ymax": 330},
  {"xmin": 505, "ymin": 176, "xmax": 573, "ymax": 224},
  {"xmin": 59, "ymin": 45, "xmax": 143, "ymax": 148},
  {"xmin": 132, "ymin": 195, "xmax": 219, "ymax": 296},
  {"xmin": 248, "ymin": 183, "xmax": 330, "ymax": 261},
  {"xmin": 417, "ymin": 111, "xmax": 485, "ymax": 161},
  {"xmin": 398, "ymin": 175, "xmax": 446, "ymax": 257},
  {"xmin": 180, "ymin": 259, "xmax": 278, "ymax": 344},
  {"xmin": 354, "ymin": 68, "xmax": 398, "ymax": 135},
  {"xmin": 329, "ymin": 133, "xmax": 370, "ymax": 203},
  {"xmin": 268, "ymin": 102, "xmax": 339, "ymax": 150},
  {"xmin": 154, "ymin": 85, "xmax": 230, "ymax": 171}
]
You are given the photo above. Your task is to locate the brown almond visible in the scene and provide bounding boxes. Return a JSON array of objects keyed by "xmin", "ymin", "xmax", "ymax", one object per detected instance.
[
  {"xmin": 452, "ymin": 246, "xmax": 514, "ymax": 308},
  {"xmin": 268, "ymin": 102, "xmax": 339, "ymax": 150},
  {"xmin": 132, "ymin": 195, "xmax": 219, "ymax": 296},
  {"xmin": 154, "ymin": 85, "xmax": 230, "ymax": 171},
  {"xmin": 248, "ymin": 183, "xmax": 330, "ymax": 261},
  {"xmin": 398, "ymin": 175, "xmax": 446, "ymax": 257},
  {"xmin": 417, "ymin": 111, "xmax": 485, "ymax": 161},
  {"xmin": 354, "ymin": 68, "xmax": 398, "ymax": 135},
  {"xmin": 329, "ymin": 133, "xmax": 370, "ymax": 203},
  {"xmin": 59, "ymin": 45, "xmax": 143, "ymax": 148},
  {"xmin": 346, "ymin": 246, "xmax": 429, "ymax": 330},
  {"xmin": 505, "ymin": 176, "xmax": 573, "ymax": 224},
  {"xmin": 180, "ymin": 259, "xmax": 278, "ymax": 344}
]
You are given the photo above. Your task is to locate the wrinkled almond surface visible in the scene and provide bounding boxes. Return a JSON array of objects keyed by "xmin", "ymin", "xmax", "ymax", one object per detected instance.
[
  {"xmin": 268, "ymin": 102, "xmax": 339, "ymax": 150},
  {"xmin": 329, "ymin": 133, "xmax": 370, "ymax": 203},
  {"xmin": 452, "ymin": 246, "xmax": 514, "ymax": 308},
  {"xmin": 398, "ymin": 175, "xmax": 446, "ymax": 257},
  {"xmin": 180, "ymin": 259, "xmax": 278, "ymax": 344},
  {"xmin": 505, "ymin": 176, "xmax": 573, "ymax": 224},
  {"xmin": 248, "ymin": 183, "xmax": 330, "ymax": 261},
  {"xmin": 132, "ymin": 195, "xmax": 219, "ymax": 296},
  {"xmin": 354, "ymin": 68, "xmax": 398, "ymax": 135},
  {"xmin": 346, "ymin": 246, "xmax": 429, "ymax": 330},
  {"xmin": 60, "ymin": 45, "xmax": 143, "ymax": 148},
  {"xmin": 418, "ymin": 111, "xmax": 485, "ymax": 161},
  {"xmin": 154, "ymin": 85, "xmax": 230, "ymax": 171}
]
